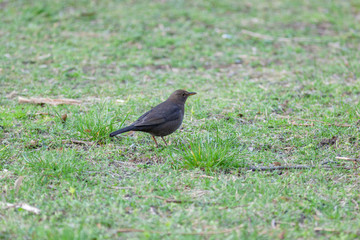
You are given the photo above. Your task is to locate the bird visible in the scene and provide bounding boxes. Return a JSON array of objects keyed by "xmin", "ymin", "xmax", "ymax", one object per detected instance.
[{"xmin": 109, "ymin": 89, "xmax": 197, "ymax": 147}]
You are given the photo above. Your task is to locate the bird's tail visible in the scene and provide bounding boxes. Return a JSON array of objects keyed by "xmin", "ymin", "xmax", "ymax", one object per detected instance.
[{"xmin": 109, "ymin": 126, "xmax": 135, "ymax": 137}]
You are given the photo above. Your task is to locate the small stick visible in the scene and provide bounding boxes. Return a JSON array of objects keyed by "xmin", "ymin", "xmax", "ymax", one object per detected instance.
[
  {"xmin": 313, "ymin": 227, "xmax": 359, "ymax": 235},
  {"xmin": 335, "ymin": 157, "xmax": 360, "ymax": 162},
  {"xmin": 245, "ymin": 165, "xmax": 354, "ymax": 171},
  {"xmin": 246, "ymin": 166, "xmax": 315, "ymax": 171},
  {"xmin": 62, "ymin": 139, "xmax": 95, "ymax": 146},
  {"xmin": 18, "ymin": 96, "xmax": 81, "ymax": 105}
]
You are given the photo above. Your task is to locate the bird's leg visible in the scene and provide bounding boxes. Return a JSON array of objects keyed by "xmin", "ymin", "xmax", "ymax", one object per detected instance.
[
  {"xmin": 152, "ymin": 136, "xmax": 158, "ymax": 147},
  {"xmin": 161, "ymin": 136, "xmax": 168, "ymax": 146}
]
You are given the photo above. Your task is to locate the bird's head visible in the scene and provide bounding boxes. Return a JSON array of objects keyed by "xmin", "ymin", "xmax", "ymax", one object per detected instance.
[{"xmin": 167, "ymin": 89, "xmax": 197, "ymax": 104}]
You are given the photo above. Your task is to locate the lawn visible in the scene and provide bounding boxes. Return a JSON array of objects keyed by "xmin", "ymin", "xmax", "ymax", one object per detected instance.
[{"xmin": 1, "ymin": 0, "xmax": 360, "ymax": 239}]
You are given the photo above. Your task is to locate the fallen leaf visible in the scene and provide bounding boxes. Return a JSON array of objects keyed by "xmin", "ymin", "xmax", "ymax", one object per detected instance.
[
  {"xmin": 278, "ymin": 231, "xmax": 286, "ymax": 239},
  {"xmin": 80, "ymin": 11, "xmax": 96, "ymax": 17},
  {"xmin": 273, "ymin": 162, "xmax": 282, "ymax": 166},
  {"xmin": 69, "ymin": 186, "xmax": 76, "ymax": 195},
  {"xmin": 61, "ymin": 114, "xmax": 67, "ymax": 122},
  {"xmin": 280, "ymin": 196, "xmax": 291, "ymax": 201}
]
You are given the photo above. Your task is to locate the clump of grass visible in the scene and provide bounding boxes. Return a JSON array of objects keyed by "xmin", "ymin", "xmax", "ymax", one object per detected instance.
[
  {"xmin": 71, "ymin": 102, "xmax": 128, "ymax": 142},
  {"xmin": 171, "ymin": 133, "xmax": 241, "ymax": 172}
]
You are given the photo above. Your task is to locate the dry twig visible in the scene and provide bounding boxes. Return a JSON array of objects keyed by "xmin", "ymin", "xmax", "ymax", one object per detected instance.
[
  {"xmin": 1, "ymin": 202, "xmax": 40, "ymax": 214},
  {"xmin": 35, "ymin": 112, "xmax": 54, "ymax": 116},
  {"xmin": 245, "ymin": 165, "xmax": 353, "ymax": 171},
  {"xmin": 62, "ymin": 139, "xmax": 96, "ymax": 146},
  {"xmin": 246, "ymin": 166, "xmax": 315, "ymax": 171},
  {"xmin": 336, "ymin": 157, "xmax": 360, "ymax": 162},
  {"xmin": 18, "ymin": 97, "xmax": 81, "ymax": 105},
  {"xmin": 314, "ymin": 227, "xmax": 359, "ymax": 235}
]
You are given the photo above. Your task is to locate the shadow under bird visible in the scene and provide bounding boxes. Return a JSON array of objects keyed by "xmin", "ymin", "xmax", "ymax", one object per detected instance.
[{"xmin": 109, "ymin": 89, "xmax": 197, "ymax": 147}]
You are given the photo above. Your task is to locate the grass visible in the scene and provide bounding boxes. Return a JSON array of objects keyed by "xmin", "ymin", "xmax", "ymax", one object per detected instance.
[
  {"xmin": 1, "ymin": 0, "xmax": 360, "ymax": 239},
  {"xmin": 170, "ymin": 132, "xmax": 241, "ymax": 171}
]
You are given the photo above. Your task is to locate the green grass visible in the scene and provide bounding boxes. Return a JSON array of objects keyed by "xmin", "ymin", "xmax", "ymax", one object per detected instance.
[
  {"xmin": 170, "ymin": 132, "xmax": 241, "ymax": 171},
  {"xmin": 1, "ymin": 0, "xmax": 360, "ymax": 239}
]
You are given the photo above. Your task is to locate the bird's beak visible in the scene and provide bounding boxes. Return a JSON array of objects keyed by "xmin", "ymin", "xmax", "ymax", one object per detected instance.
[{"xmin": 188, "ymin": 92, "xmax": 197, "ymax": 96}]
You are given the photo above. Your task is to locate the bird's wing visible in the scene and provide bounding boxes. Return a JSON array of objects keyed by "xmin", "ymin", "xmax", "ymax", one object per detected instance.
[{"xmin": 133, "ymin": 102, "xmax": 182, "ymax": 127}]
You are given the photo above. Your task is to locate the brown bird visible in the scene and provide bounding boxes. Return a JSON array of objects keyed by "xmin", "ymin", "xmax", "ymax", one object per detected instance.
[{"xmin": 110, "ymin": 89, "xmax": 196, "ymax": 147}]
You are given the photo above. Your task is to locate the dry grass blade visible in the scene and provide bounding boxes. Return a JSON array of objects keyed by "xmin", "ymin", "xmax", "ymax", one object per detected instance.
[
  {"xmin": 154, "ymin": 196, "xmax": 187, "ymax": 203},
  {"xmin": 241, "ymin": 29, "xmax": 321, "ymax": 43},
  {"xmin": 111, "ymin": 186, "xmax": 134, "ymax": 190},
  {"xmin": 18, "ymin": 97, "xmax": 81, "ymax": 105},
  {"xmin": 278, "ymin": 116, "xmax": 352, "ymax": 127},
  {"xmin": 117, "ymin": 228, "xmax": 145, "ymax": 233},
  {"xmin": 14, "ymin": 176, "xmax": 24, "ymax": 194},
  {"xmin": 198, "ymin": 174, "xmax": 215, "ymax": 179},
  {"xmin": 139, "ymin": 195, "xmax": 191, "ymax": 204},
  {"xmin": 116, "ymin": 224, "xmax": 244, "ymax": 235},
  {"xmin": 179, "ymin": 225, "xmax": 244, "ymax": 235}
]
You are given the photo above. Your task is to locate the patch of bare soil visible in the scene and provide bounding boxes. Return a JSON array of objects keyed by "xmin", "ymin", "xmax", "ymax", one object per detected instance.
[{"xmin": 319, "ymin": 136, "xmax": 337, "ymax": 148}]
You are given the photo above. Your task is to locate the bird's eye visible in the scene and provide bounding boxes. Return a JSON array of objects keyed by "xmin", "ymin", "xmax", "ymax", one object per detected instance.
[{"xmin": 183, "ymin": 93, "xmax": 186, "ymax": 97}]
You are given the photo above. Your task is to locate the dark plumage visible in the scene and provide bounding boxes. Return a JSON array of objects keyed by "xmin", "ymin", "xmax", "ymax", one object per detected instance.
[{"xmin": 110, "ymin": 89, "xmax": 196, "ymax": 146}]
